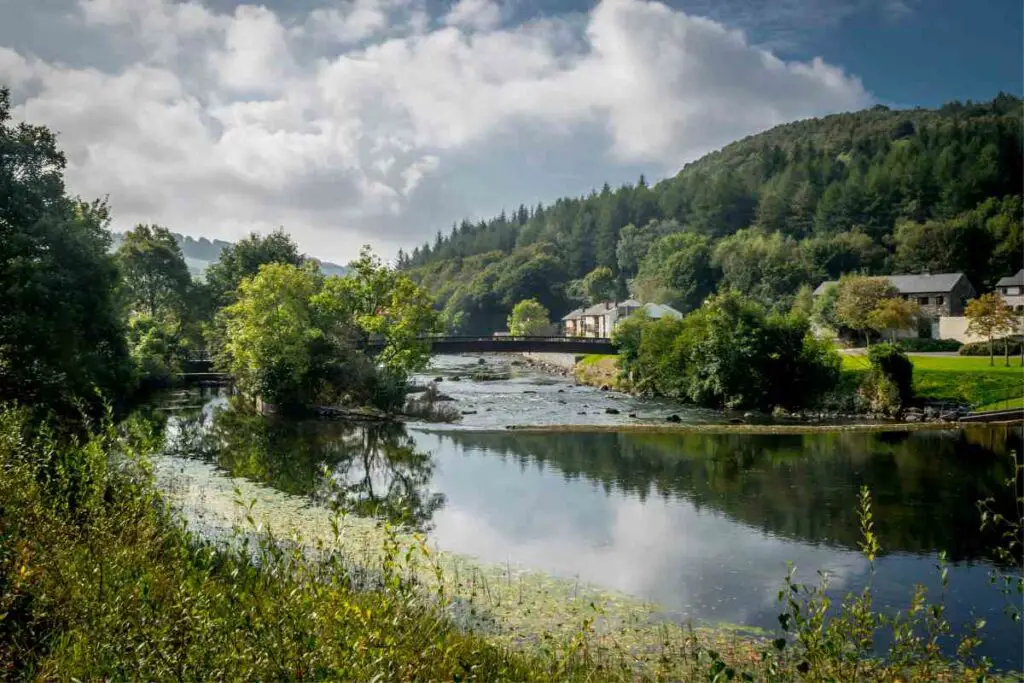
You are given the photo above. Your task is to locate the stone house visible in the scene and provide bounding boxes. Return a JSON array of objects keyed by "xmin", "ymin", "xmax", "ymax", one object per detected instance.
[
  {"xmin": 996, "ymin": 269, "xmax": 1024, "ymax": 312},
  {"xmin": 813, "ymin": 272, "xmax": 977, "ymax": 337}
]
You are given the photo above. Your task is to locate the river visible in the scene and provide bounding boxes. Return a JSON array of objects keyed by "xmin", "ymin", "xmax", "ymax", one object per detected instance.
[{"xmin": 150, "ymin": 354, "xmax": 1023, "ymax": 671}]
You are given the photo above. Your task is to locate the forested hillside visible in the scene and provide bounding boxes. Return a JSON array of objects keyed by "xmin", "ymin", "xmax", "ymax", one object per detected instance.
[{"xmin": 401, "ymin": 94, "xmax": 1023, "ymax": 334}]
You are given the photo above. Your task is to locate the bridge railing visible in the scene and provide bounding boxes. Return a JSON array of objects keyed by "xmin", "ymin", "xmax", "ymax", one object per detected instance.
[{"xmin": 364, "ymin": 335, "xmax": 614, "ymax": 347}]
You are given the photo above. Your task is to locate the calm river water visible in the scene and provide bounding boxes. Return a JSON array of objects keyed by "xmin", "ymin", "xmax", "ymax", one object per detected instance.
[{"xmin": 154, "ymin": 354, "xmax": 1023, "ymax": 670}]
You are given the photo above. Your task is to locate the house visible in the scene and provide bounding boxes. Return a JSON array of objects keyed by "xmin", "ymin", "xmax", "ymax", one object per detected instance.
[
  {"xmin": 562, "ymin": 300, "xmax": 681, "ymax": 338},
  {"xmin": 813, "ymin": 273, "xmax": 976, "ymax": 316},
  {"xmin": 996, "ymin": 269, "xmax": 1024, "ymax": 312}
]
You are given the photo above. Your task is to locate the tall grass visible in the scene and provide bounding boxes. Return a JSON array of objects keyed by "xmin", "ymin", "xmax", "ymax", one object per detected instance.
[{"xmin": 1, "ymin": 404, "xmax": 1020, "ymax": 681}]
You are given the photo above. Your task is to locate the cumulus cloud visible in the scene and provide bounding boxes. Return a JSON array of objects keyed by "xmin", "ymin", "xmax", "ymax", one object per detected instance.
[
  {"xmin": 443, "ymin": 0, "xmax": 504, "ymax": 31},
  {"xmin": 0, "ymin": 0, "xmax": 872, "ymax": 261}
]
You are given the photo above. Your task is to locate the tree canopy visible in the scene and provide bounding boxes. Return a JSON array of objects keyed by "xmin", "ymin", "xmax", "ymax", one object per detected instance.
[
  {"xmin": 507, "ymin": 299, "xmax": 552, "ymax": 336},
  {"xmin": 0, "ymin": 87, "xmax": 131, "ymax": 413}
]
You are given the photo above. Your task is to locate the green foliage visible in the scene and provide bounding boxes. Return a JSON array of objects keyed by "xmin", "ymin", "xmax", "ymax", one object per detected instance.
[
  {"xmin": 318, "ymin": 247, "xmax": 438, "ymax": 379},
  {"xmin": 115, "ymin": 224, "xmax": 192, "ymax": 319},
  {"xmin": 219, "ymin": 263, "xmax": 325, "ymax": 408},
  {"xmin": 866, "ymin": 297, "xmax": 920, "ymax": 342},
  {"xmin": 895, "ymin": 338, "xmax": 962, "ymax": 352},
  {"xmin": 581, "ymin": 266, "xmax": 618, "ymax": 304},
  {"xmin": 0, "ymin": 88, "xmax": 132, "ymax": 413},
  {"xmin": 835, "ymin": 276, "xmax": 900, "ymax": 345},
  {"xmin": 859, "ymin": 343, "xmax": 913, "ymax": 415},
  {"xmin": 217, "ymin": 251, "xmax": 436, "ymax": 412},
  {"xmin": 965, "ymin": 292, "xmax": 1021, "ymax": 366},
  {"xmin": 960, "ymin": 338, "xmax": 1024, "ymax": 356},
  {"xmin": 507, "ymin": 299, "xmax": 553, "ymax": 336},
  {"xmin": 631, "ymin": 232, "xmax": 716, "ymax": 313},
  {"xmin": 0, "ymin": 407, "xmax": 559, "ymax": 681},
  {"xmin": 403, "ymin": 95, "xmax": 1023, "ymax": 331},
  {"xmin": 617, "ymin": 291, "xmax": 841, "ymax": 410},
  {"xmin": 713, "ymin": 228, "xmax": 812, "ymax": 308},
  {"xmin": 203, "ymin": 228, "xmax": 304, "ymax": 310},
  {"xmin": 126, "ymin": 314, "xmax": 193, "ymax": 383}
]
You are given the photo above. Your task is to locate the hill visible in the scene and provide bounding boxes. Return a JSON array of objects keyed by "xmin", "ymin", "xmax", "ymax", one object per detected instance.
[
  {"xmin": 109, "ymin": 231, "xmax": 348, "ymax": 278},
  {"xmin": 400, "ymin": 94, "xmax": 1023, "ymax": 334}
]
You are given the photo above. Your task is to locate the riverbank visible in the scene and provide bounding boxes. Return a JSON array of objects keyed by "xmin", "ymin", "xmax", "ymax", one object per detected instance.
[{"xmin": 499, "ymin": 421, "xmax": 960, "ymax": 435}]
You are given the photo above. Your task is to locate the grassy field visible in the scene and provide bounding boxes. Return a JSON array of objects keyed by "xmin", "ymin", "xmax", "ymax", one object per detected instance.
[{"xmin": 841, "ymin": 353, "xmax": 1024, "ymax": 408}]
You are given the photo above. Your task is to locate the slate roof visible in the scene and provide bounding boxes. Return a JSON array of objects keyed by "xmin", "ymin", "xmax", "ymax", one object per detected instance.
[
  {"xmin": 886, "ymin": 273, "xmax": 966, "ymax": 294},
  {"xmin": 561, "ymin": 307, "xmax": 585, "ymax": 321},
  {"xmin": 644, "ymin": 303, "xmax": 683, "ymax": 319},
  {"xmin": 997, "ymin": 269, "xmax": 1024, "ymax": 287},
  {"xmin": 813, "ymin": 273, "xmax": 967, "ymax": 296}
]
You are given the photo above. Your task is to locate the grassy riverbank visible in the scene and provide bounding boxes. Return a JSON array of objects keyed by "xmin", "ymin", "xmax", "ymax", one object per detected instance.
[
  {"xmin": 2, "ymin": 406, "xmax": 1018, "ymax": 681},
  {"xmin": 841, "ymin": 354, "xmax": 1024, "ymax": 408},
  {"xmin": 578, "ymin": 351, "xmax": 1023, "ymax": 413}
]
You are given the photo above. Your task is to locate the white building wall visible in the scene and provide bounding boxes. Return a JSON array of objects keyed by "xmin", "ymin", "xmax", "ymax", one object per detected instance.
[{"xmin": 939, "ymin": 316, "xmax": 1024, "ymax": 343}]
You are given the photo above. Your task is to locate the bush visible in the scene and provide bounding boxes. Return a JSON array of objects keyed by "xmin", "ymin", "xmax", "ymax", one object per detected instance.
[
  {"xmin": 617, "ymin": 291, "xmax": 841, "ymax": 410},
  {"xmin": 959, "ymin": 337, "xmax": 1024, "ymax": 356},
  {"xmin": 860, "ymin": 343, "xmax": 913, "ymax": 415},
  {"xmin": 895, "ymin": 338, "xmax": 963, "ymax": 353}
]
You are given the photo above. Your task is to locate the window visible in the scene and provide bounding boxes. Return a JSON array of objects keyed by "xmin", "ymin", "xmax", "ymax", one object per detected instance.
[
  {"xmin": 918, "ymin": 297, "xmax": 929, "ymax": 305},
  {"xmin": 935, "ymin": 296, "xmax": 944, "ymax": 305}
]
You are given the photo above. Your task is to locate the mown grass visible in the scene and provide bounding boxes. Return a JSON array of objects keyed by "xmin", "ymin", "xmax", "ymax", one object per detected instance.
[{"xmin": 841, "ymin": 353, "xmax": 1024, "ymax": 408}]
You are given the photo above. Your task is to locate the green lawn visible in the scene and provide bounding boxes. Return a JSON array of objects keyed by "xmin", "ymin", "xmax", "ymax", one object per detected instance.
[{"xmin": 841, "ymin": 353, "xmax": 1024, "ymax": 408}]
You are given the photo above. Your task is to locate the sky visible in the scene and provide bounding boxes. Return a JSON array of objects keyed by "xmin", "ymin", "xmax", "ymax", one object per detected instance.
[{"xmin": 1, "ymin": 0, "xmax": 1020, "ymax": 262}]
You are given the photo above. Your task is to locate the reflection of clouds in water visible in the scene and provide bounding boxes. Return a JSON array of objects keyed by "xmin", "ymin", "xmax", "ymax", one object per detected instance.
[{"xmin": 427, "ymin": 434, "xmax": 867, "ymax": 625}]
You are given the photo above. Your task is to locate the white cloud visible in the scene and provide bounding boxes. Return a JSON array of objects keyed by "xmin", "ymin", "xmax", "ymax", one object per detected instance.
[
  {"xmin": 0, "ymin": 0, "xmax": 872, "ymax": 261},
  {"xmin": 443, "ymin": 0, "xmax": 504, "ymax": 31}
]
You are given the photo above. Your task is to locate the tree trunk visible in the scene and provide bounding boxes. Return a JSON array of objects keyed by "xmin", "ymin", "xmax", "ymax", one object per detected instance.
[
  {"xmin": 1005, "ymin": 336, "xmax": 1010, "ymax": 367},
  {"xmin": 988, "ymin": 334, "xmax": 994, "ymax": 366}
]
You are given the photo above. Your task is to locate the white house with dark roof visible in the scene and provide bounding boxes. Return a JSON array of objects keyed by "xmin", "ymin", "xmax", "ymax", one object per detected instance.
[
  {"xmin": 996, "ymin": 269, "xmax": 1024, "ymax": 312},
  {"xmin": 561, "ymin": 300, "xmax": 681, "ymax": 338}
]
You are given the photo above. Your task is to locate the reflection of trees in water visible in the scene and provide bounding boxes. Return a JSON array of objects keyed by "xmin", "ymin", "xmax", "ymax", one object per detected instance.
[
  {"xmin": 439, "ymin": 427, "xmax": 1021, "ymax": 562},
  {"xmin": 166, "ymin": 399, "xmax": 444, "ymax": 531}
]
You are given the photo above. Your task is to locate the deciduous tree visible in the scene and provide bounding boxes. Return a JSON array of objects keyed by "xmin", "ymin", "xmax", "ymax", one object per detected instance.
[
  {"xmin": 507, "ymin": 299, "xmax": 552, "ymax": 336},
  {"xmin": 582, "ymin": 266, "xmax": 618, "ymax": 304},
  {"xmin": 835, "ymin": 276, "xmax": 900, "ymax": 346},
  {"xmin": 965, "ymin": 293, "xmax": 1020, "ymax": 366},
  {"xmin": 867, "ymin": 298, "xmax": 920, "ymax": 342},
  {"xmin": 116, "ymin": 224, "xmax": 192, "ymax": 318}
]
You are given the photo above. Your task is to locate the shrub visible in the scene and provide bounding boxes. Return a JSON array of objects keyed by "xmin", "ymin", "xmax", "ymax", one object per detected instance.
[
  {"xmin": 959, "ymin": 337, "xmax": 1024, "ymax": 356},
  {"xmin": 860, "ymin": 343, "xmax": 913, "ymax": 415},
  {"xmin": 895, "ymin": 338, "xmax": 963, "ymax": 353}
]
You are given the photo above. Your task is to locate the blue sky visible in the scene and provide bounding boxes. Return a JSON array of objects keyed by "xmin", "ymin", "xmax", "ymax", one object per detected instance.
[
  {"xmin": 796, "ymin": 0, "xmax": 1022, "ymax": 107},
  {"xmin": 0, "ymin": 0, "xmax": 1018, "ymax": 261}
]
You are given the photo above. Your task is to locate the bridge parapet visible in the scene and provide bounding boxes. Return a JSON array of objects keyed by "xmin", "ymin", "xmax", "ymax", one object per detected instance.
[{"xmin": 367, "ymin": 335, "xmax": 617, "ymax": 355}]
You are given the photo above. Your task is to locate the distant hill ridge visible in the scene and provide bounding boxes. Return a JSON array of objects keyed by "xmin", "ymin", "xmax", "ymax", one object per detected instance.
[{"xmin": 109, "ymin": 230, "xmax": 348, "ymax": 278}]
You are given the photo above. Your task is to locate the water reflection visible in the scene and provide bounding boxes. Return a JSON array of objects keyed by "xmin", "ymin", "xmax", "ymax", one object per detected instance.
[
  {"xmin": 157, "ymin": 393, "xmax": 1021, "ymax": 668},
  {"xmin": 166, "ymin": 399, "xmax": 445, "ymax": 530},
  {"xmin": 433, "ymin": 427, "xmax": 1021, "ymax": 563}
]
